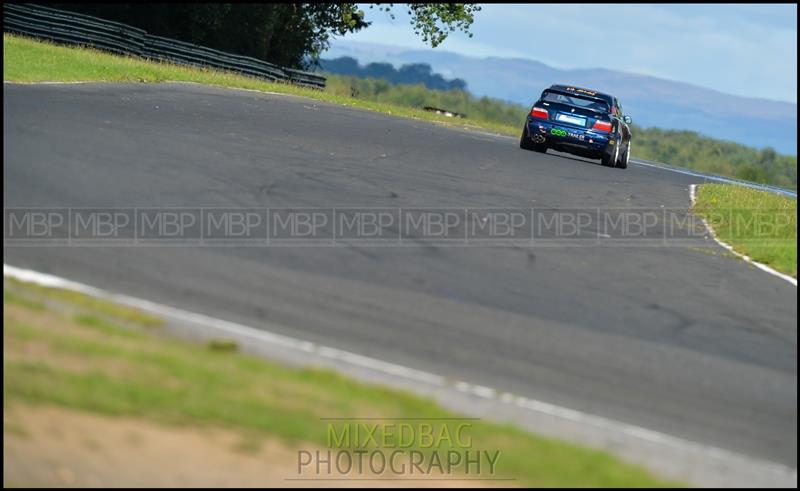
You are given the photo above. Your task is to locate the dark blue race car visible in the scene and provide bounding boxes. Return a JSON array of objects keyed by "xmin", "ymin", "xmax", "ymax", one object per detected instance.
[{"xmin": 520, "ymin": 85, "xmax": 632, "ymax": 169}]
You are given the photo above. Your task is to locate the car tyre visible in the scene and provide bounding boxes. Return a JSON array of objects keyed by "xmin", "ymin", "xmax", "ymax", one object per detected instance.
[
  {"xmin": 616, "ymin": 141, "xmax": 629, "ymax": 169},
  {"xmin": 520, "ymin": 126, "xmax": 547, "ymax": 153},
  {"xmin": 601, "ymin": 142, "xmax": 618, "ymax": 167}
]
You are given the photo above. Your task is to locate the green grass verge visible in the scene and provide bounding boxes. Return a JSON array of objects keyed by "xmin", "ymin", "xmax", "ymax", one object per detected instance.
[
  {"xmin": 693, "ymin": 184, "xmax": 797, "ymax": 277},
  {"xmin": 3, "ymin": 33, "xmax": 518, "ymax": 137},
  {"xmin": 3, "ymin": 277, "xmax": 678, "ymax": 487}
]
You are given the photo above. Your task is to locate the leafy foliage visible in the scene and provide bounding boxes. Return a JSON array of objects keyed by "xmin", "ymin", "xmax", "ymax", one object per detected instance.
[
  {"xmin": 52, "ymin": 3, "xmax": 480, "ymax": 69},
  {"xmin": 369, "ymin": 4, "xmax": 482, "ymax": 48}
]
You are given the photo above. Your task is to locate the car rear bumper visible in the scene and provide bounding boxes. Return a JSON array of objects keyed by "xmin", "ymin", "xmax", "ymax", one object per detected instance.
[{"xmin": 526, "ymin": 117, "xmax": 613, "ymax": 154}]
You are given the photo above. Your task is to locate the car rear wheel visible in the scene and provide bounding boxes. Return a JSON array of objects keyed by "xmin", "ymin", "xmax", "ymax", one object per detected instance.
[
  {"xmin": 520, "ymin": 127, "xmax": 547, "ymax": 153},
  {"xmin": 616, "ymin": 142, "xmax": 629, "ymax": 169},
  {"xmin": 601, "ymin": 142, "xmax": 618, "ymax": 167}
]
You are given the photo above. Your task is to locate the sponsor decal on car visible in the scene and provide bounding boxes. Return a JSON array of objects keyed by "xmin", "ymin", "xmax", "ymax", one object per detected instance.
[
  {"xmin": 565, "ymin": 86, "xmax": 598, "ymax": 96},
  {"xmin": 550, "ymin": 128, "xmax": 585, "ymax": 141}
]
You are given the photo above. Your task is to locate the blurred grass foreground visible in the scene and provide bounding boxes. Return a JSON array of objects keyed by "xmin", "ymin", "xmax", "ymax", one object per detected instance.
[{"xmin": 3, "ymin": 277, "xmax": 675, "ymax": 487}]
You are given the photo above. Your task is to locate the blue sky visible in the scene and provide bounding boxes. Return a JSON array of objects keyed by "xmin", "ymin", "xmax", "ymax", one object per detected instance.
[{"xmin": 328, "ymin": 4, "xmax": 798, "ymax": 103}]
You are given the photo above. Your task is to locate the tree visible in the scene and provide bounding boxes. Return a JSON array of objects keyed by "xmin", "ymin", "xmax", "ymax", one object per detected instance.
[
  {"xmin": 319, "ymin": 58, "xmax": 469, "ymax": 92},
  {"xmin": 364, "ymin": 62, "xmax": 397, "ymax": 80},
  {"xmin": 53, "ymin": 3, "xmax": 481, "ymax": 69},
  {"xmin": 370, "ymin": 4, "xmax": 481, "ymax": 48}
]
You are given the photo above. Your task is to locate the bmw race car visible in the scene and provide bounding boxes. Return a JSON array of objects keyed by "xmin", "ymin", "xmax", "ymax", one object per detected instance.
[{"xmin": 520, "ymin": 85, "xmax": 632, "ymax": 169}]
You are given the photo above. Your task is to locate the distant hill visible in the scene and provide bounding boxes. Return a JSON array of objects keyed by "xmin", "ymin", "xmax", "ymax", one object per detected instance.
[
  {"xmin": 319, "ymin": 57, "xmax": 467, "ymax": 92},
  {"xmin": 323, "ymin": 41, "xmax": 797, "ymax": 155}
]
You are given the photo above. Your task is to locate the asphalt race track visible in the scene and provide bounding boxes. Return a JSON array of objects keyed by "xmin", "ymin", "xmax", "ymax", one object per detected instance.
[{"xmin": 4, "ymin": 83, "xmax": 797, "ymax": 468}]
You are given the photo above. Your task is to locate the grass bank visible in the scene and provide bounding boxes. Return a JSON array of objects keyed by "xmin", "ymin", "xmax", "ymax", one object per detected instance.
[
  {"xmin": 2, "ymin": 33, "xmax": 517, "ymax": 137},
  {"xmin": 3, "ymin": 276, "xmax": 676, "ymax": 487},
  {"xmin": 693, "ymin": 184, "xmax": 797, "ymax": 277}
]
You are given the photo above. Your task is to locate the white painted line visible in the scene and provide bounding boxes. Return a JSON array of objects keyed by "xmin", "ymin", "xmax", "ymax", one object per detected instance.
[
  {"xmin": 689, "ymin": 184, "xmax": 797, "ymax": 287},
  {"xmin": 4, "ymin": 262, "xmax": 796, "ymax": 483},
  {"xmin": 637, "ymin": 160, "xmax": 797, "ymax": 199}
]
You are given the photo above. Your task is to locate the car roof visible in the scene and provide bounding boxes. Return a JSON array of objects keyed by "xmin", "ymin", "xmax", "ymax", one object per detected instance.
[{"xmin": 546, "ymin": 85, "xmax": 615, "ymax": 105}]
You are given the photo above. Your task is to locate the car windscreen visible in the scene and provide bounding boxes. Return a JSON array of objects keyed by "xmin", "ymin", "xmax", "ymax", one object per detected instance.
[{"xmin": 541, "ymin": 91, "xmax": 609, "ymax": 112}]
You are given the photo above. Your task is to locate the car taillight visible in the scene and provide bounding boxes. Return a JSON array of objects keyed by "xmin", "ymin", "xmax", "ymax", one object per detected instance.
[
  {"xmin": 530, "ymin": 107, "xmax": 548, "ymax": 119},
  {"xmin": 593, "ymin": 120, "xmax": 612, "ymax": 132}
]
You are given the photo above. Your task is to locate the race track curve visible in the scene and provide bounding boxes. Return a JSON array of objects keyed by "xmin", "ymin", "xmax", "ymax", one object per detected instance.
[{"xmin": 4, "ymin": 83, "xmax": 796, "ymax": 468}]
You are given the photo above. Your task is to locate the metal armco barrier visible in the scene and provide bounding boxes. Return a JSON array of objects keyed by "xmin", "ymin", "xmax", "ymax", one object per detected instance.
[{"xmin": 3, "ymin": 3, "xmax": 326, "ymax": 89}]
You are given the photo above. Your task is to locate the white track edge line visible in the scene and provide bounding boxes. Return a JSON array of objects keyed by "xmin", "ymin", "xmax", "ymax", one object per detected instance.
[
  {"xmin": 689, "ymin": 184, "xmax": 797, "ymax": 287},
  {"xmin": 636, "ymin": 160, "xmax": 796, "ymax": 198},
  {"xmin": 3, "ymin": 263, "xmax": 796, "ymax": 478}
]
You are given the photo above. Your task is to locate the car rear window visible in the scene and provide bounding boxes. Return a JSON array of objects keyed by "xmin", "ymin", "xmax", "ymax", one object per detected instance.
[{"xmin": 542, "ymin": 91, "xmax": 609, "ymax": 112}]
